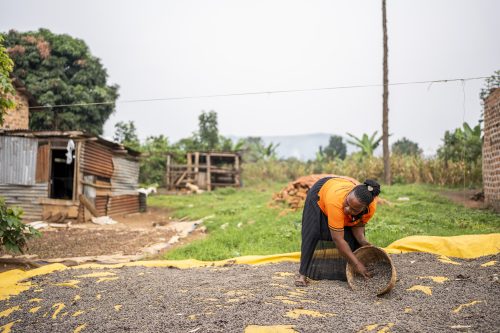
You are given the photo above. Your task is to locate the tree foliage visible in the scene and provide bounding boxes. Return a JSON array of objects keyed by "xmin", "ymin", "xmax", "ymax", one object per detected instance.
[
  {"xmin": 175, "ymin": 110, "xmax": 245, "ymax": 154},
  {"xmin": 239, "ymin": 137, "xmax": 279, "ymax": 162},
  {"xmin": 113, "ymin": 121, "xmax": 140, "ymax": 150},
  {"xmin": 0, "ymin": 197, "xmax": 40, "ymax": 253},
  {"xmin": 2, "ymin": 29, "xmax": 119, "ymax": 134},
  {"xmin": 392, "ymin": 137, "xmax": 422, "ymax": 156},
  {"xmin": 0, "ymin": 35, "xmax": 16, "ymax": 126},
  {"xmin": 139, "ymin": 135, "xmax": 170, "ymax": 186},
  {"xmin": 480, "ymin": 70, "xmax": 500, "ymax": 104},
  {"xmin": 197, "ymin": 110, "xmax": 219, "ymax": 150},
  {"xmin": 437, "ymin": 122, "xmax": 482, "ymax": 163},
  {"xmin": 322, "ymin": 135, "xmax": 347, "ymax": 160},
  {"xmin": 219, "ymin": 136, "xmax": 245, "ymax": 152},
  {"xmin": 346, "ymin": 131, "xmax": 383, "ymax": 156}
]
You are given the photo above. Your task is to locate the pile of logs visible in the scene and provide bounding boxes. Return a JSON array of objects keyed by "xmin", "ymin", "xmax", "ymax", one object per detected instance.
[
  {"xmin": 273, "ymin": 174, "xmax": 349, "ymax": 210},
  {"xmin": 274, "ymin": 174, "xmax": 390, "ymax": 210}
]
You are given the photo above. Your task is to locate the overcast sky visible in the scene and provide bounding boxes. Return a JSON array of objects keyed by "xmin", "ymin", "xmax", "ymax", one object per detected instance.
[{"xmin": 1, "ymin": 0, "xmax": 499, "ymax": 155}]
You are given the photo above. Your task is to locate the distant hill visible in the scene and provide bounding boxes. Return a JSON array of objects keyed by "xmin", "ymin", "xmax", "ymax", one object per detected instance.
[{"xmin": 228, "ymin": 133, "xmax": 356, "ymax": 161}]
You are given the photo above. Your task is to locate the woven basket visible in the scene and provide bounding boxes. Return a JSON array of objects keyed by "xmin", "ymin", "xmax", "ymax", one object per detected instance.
[{"xmin": 346, "ymin": 245, "xmax": 397, "ymax": 295}]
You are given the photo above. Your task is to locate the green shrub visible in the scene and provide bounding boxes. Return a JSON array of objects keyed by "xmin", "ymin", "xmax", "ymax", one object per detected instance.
[
  {"xmin": 242, "ymin": 155, "xmax": 482, "ymax": 187},
  {"xmin": 0, "ymin": 198, "xmax": 40, "ymax": 253}
]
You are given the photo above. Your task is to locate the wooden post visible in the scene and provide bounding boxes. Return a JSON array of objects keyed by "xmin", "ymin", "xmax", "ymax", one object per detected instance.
[
  {"xmin": 194, "ymin": 152, "xmax": 200, "ymax": 186},
  {"xmin": 382, "ymin": 0, "xmax": 391, "ymax": 185},
  {"xmin": 165, "ymin": 154, "xmax": 171, "ymax": 189},
  {"xmin": 206, "ymin": 153, "xmax": 212, "ymax": 191},
  {"xmin": 234, "ymin": 154, "xmax": 240, "ymax": 187},
  {"xmin": 187, "ymin": 153, "xmax": 192, "ymax": 183},
  {"xmin": 73, "ymin": 141, "xmax": 81, "ymax": 203}
]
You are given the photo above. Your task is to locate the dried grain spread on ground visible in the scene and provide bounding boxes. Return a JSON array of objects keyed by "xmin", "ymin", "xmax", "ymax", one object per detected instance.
[{"xmin": 0, "ymin": 235, "xmax": 499, "ymax": 332}]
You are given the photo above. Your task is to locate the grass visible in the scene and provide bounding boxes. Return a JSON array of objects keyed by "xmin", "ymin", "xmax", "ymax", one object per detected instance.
[{"xmin": 148, "ymin": 183, "xmax": 500, "ymax": 261}]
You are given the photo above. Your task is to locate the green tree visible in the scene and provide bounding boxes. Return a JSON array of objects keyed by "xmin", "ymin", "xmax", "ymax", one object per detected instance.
[
  {"xmin": 219, "ymin": 136, "xmax": 245, "ymax": 152},
  {"xmin": 0, "ymin": 35, "xmax": 16, "ymax": 126},
  {"xmin": 346, "ymin": 131, "xmax": 383, "ymax": 156},
  {"xmin": 2, "ymin": 29, "xmax": 118, "ymax": 134},
  {"xmin": 480, "ymin": 70, "xmax": 500, "ymax": 104},
  {"xmin": 239, "ymin": 137, "xmax": 280, "ymax": 161},
  {"xmin": 322, "ymin": 135, "xmax": 347, "ymax": 160},
  {"xmin": 315, "ymin": 146, "xmax": 326, "ymax": 163},
  {"xmin": 0, "ymin": 198, "xmax": 40, "ymax": 253},
  {"xmin": 259, "ymin": 142, "xmax": 280, "ymax": 160},
  {"xmin": 114, "ymin": 121, "xmax": 140, "ymax": 150},
  {"xmin": 140, "ymin": 135, "xmax": 170, "ymax": 186},
  {"xmin": 437, "ymin": 122, "xmax": 482, "ymax": 163},
  {"xmin": 197, "ymin": 110, "xmax": 219, "ymax": 150},
  {"xmin": 174, "ymin": 136, "xmax": 199, "ymax": 153},
  {"xmin": 392, "ymin": 137, "xmax": 422, "ymax": 156}
]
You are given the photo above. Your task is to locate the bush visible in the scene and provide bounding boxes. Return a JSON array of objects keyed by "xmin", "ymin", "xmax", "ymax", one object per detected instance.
[{"xmin": 0, "ymin": 198, "xmax": 40, "ymax": 253}]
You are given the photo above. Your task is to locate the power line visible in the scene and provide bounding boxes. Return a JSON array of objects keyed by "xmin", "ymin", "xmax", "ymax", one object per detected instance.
[{"xmin": 28, "ymin": 76, "xmax": 489, "ymax": 110}]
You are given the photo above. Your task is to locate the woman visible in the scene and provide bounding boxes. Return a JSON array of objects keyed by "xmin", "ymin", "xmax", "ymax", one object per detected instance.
[{"xmin": 295, "ymin": 176, "xmax": 381, "ymax": 287}]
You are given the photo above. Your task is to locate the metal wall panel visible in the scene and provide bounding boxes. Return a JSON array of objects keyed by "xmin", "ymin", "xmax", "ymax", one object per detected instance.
[
  {"xmin": 0, "ymin": 136, "xmax": 37, "ymax": 185},
  {"xmin": 111, "ymin": 156, "xmax": 139, "ymax": 195},
  {"xmin": 81, "ymin": 141, "xmax": 114, "ymax": 178},
  {"xmin": 108, "ymin": 194, "xmax": 139, "ymax": 216},
  {"xmin": 95, "ymin": 195, "xmax": 109, "ymax": 216},
  {"xmin": 0, "ymin": 183, "xmax": 48, "ymax": 221}
]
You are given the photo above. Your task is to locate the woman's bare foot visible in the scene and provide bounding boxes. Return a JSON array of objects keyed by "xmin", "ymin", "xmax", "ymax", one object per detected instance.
[{"xmin": 294, "ymin": 274, "xmax": 308, "ymax": 287}]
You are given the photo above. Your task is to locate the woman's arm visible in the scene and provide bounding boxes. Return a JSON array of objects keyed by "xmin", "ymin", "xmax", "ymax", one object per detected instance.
[
  {"xmin": 331, "ymin": 230, "xmax": 372, "ymax": 279},
  {"xmin": 352, "ymin": 226, "xmax": 371, "ymax": 247}
]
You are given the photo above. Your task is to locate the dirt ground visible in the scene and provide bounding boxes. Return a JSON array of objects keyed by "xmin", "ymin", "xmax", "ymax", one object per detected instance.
[
  {"xmin": 0, "ymin": 252, "xmax": 498, "ymax": 332},
  {"xmin": 439, "ymin": 189, "xmax": 486, "ymax": 209},
  {"xmin": 0, "ymin": 206, "xmax": 209, "ymax": 271}
]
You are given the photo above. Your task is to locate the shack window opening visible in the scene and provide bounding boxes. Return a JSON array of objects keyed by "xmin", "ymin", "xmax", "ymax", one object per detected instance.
[{"xmin": 50, "ymin": 149, "xmax": 75, "ymax": 200}]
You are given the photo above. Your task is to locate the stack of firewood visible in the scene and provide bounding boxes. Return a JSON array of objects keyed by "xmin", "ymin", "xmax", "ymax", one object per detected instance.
[
  {"xmin": 273, "ymin": 174, "xmax": 342, "ymax": 210},
  {"xmin": 274, "ymin": 174, "xmax": 390, "ymax": 210}
]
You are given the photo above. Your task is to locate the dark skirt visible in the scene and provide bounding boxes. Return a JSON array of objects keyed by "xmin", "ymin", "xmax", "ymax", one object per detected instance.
[{"xmin": 299, "ymin": 177, "xmax": 361, "ymax": 281}]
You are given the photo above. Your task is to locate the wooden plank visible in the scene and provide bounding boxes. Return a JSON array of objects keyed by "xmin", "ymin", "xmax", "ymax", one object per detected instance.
[
  {"xmin": 35, "ymin": 143, "xmax": 50, "ymax": 183},
  {"xmin": 194, "ymin": 152, "xmax": 199, "ymax": 185},
  {"xmin": 207, "ymin": 153, "xmax": 212, "ymax": 191},
  {"xmin": 187, "ymin": 153, "xmax": 192, "ymax": 182},
  {"xmin": 165, "ymin": 154, "xmax": 171, "ymax": 189},
  {"xmin": 175, "ymin": 171, "xmax": 187, "ymax": 186},
  {"xmin": 79, "ymin": 194, "xmax": 99, "ymax": 217},
  {"xmin": 80, "ymin": 180, "xmax": 112, "ymax": 189},
  {"xmin": 235, "ymin": 155, "xmax": 240, "ymax": 186}
]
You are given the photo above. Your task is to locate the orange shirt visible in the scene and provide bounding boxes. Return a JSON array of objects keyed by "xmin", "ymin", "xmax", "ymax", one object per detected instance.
[{"xmin": 317, "ymin": 177, "xmax": 376, "ymax": 231}]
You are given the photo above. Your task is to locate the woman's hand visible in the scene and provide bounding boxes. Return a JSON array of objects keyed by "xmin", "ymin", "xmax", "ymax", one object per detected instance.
[
  {"xmin": 355, "ymin": 262, "xmax": 372, "ymax": 279},
  {"xmin": 358, "ymin": 240, "xmax": 371, "ymax": 247}
]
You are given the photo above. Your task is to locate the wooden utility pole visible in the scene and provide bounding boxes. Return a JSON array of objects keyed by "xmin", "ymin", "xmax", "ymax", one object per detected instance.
[{"xmin": 382, "ymin": 0, "xmax": 391, "ymax": 185}]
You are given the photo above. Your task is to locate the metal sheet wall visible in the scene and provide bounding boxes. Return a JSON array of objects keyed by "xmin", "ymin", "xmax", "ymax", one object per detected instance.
[
  {"xmin": 95, "ymin": 195, "xmax": 109, "ymax": 216},
  {"xmin": 0, "ymin": 136, "xmax": 38, "ymax": 185},
  {"xmin": 112, "ymin": 156, "xmax": 139, "ymax": 195},
  {"xmin": 81, "ymin": 142, "xmax": 114, "ymax": 178},
  {"xmin": 0, "ymin": 183, "xmax": 47, "ymax": 221},
  {"xmin": 108, "ymin": 194, "xmax": 139, "ymax": 216}
]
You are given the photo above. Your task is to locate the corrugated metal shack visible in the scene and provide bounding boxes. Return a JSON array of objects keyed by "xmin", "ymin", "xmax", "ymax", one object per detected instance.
[
  {"xmin": 165, "ymin": 151, "xmax": 241, "ymax": 191},
  {"xmin": 0, "ymin": 130, "xmax": 141, "ymax": 222}
]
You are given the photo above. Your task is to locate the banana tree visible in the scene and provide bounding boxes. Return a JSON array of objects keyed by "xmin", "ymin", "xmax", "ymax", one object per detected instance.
[{"xmin": 346, "ymin": 131, "xmax": 383, "ymax": 156}]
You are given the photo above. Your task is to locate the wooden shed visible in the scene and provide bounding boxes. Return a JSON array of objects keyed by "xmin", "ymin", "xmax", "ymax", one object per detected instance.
[
  {"xmin": 165, "ymin": 152, "xmax": 241, "ymax": 191},
  {"xmin": 0, "ymin": 130, "xmax": 141, "ymax": 222}
]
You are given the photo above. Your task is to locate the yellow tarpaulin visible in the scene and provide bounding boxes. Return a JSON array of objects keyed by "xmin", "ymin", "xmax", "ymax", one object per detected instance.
[{"xmin": 384, "ymin": 233, "xmax": 500, "ymax": 258}]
